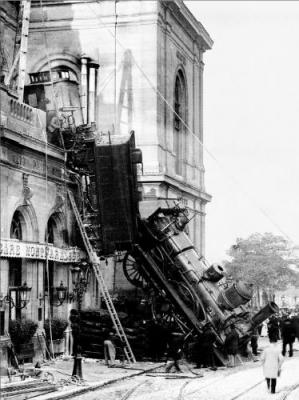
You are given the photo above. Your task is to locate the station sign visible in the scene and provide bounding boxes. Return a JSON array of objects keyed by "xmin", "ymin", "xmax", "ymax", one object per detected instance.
[{"xmin": 0, "ymin": 239, "xmax": 85, "ymax": 263}]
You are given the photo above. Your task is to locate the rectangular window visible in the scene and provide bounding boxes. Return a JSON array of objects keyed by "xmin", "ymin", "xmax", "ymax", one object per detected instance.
[
  {"xmin": 38, "ymin": 307, "xmax": 42, "ymax": 322},
  {"xmin": 0, "ymin": 311, "xmax": 5, "ymax": 335}
]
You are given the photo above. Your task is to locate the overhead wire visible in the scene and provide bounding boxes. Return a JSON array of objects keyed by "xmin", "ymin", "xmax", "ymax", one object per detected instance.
[{"xmin": 88, "ymin": 1, "xmax": 294, "ymax": 246}]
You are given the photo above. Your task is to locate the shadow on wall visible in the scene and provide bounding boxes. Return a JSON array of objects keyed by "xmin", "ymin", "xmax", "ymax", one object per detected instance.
[{"xmin": 97, "ymin": 49, "xmax": 134, "ymax": 135}]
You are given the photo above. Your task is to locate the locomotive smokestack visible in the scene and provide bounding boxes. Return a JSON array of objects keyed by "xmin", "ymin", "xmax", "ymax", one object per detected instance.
[
  {"xmin": 80, "ymin": 55, "xmax": 89, "ymax": 124},
  {"xmin": 88, "ymin": 61, "xmax": 99, "ymax": 124}
]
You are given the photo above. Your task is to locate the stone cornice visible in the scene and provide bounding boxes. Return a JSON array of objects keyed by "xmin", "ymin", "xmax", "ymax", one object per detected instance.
[
  {"xmin": 0, "ymin": 126, "xmax": 65, "ymax": 161},
  {"xmin": 162, "ymin": 0, "xmax": 213, "ymax": 50},
  {"xmin": 139, "ymin": 173, "xmax": 212, "ymax": 202},
  {"xmin": 29, "ymin": 15, "xmax": 158, "ymax": 33}
]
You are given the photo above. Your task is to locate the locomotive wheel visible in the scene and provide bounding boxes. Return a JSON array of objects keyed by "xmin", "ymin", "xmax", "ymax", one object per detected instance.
[
  {"xmin": 123, "ymin": 252, "xmax": 148, "ymax": 289},
  {"xmin": 151, "ymin": 295, "xmax": 191, "ymax": 335}
]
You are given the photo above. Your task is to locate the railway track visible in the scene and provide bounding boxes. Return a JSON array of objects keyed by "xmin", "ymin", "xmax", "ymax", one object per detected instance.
[
  {"xmin": 1, "ymin": 380, "xmax": 58, "ymax": 399},
  {"xmin": 277, "ymin": 381, "xmax": 299, "ymax": 400}
]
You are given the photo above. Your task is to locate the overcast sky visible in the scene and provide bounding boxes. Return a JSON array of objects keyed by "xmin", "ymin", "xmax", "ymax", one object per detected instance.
[{"xmin": 185, "ymin": 1, "xmax": 299, "ymax": 262}]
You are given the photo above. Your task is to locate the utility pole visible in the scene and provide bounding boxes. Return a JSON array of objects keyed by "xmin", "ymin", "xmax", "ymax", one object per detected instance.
[
  {"xmin": 17, "ymin": 0, "xmax": 31, "ymax": 102},
  {"xmin": 5, "ymin": 1, "xmax": 31, "ymax": 101}
]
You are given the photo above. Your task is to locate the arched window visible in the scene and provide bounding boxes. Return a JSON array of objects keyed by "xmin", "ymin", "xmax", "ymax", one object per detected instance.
[
  {"xmin": 46, "ymin": 216, "xmax": 56, "ymax": 245},
  {"xmin": 51, "ymin": 66, "xmax": 78, "ymax": 83},
  {"xmin": 174, "ymin": 70, "xmax": 187, "ymax": 176},
  {"xmin": 10, "ymin": 210, "xmax": 23, "ymax": 240}
]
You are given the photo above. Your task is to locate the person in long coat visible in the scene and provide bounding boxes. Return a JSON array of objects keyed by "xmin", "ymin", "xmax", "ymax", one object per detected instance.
[
  {"xmin": 104, "ymin": 332, "xmax": 116, "ymax": 367},
  {"xmin": 224, "ymin": 324, "xmax": 239, "ymax": 367},
  {"xmin": 261, "ymin": 339, "xmax": 284, "ymax": 394},
  {"xmin": 280, "ymin": 317, "xmax": 296, "ymax": 357}
]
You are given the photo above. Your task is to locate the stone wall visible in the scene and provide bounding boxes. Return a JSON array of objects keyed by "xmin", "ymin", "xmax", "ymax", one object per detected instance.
[{"xmin": 26, "ymin": 0, "xmax": 212, "ymax": 254}]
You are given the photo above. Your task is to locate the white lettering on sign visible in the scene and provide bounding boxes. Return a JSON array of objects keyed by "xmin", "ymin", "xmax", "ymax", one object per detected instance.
[{"xmin": 0, "ymin": 239, "xmax": 85, "ymax": 263}]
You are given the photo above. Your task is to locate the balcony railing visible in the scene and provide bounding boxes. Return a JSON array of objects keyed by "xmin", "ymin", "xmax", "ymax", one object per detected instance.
[
  {"xmin": 0, "ymin": 86, "xmax": 46, "ymax": 142},
  {"xmin": 9, "ymin": 98, "xmax": 34, "ymax": 124}
]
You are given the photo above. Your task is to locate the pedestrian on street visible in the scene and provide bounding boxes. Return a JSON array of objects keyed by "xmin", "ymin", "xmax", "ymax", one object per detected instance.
[
  {"xmin": 267, "ymin": 316, "xmax": 280, "ymax": 341},
  {"xmin": 281, "ymin": 316, "xmax": 296, "ymax": 357},
  {"xmin": 148, "ymin": 315, "xmax": 168, "ymax": 361},
  {"xmin": 198, "ymin": 323, "xmax": 217, "ymax": 370},
  {"xmin": 165, "ymin": 332, "xmax": 183, "ymax": 373},
  {"xmin": 224, "ymin": 323, "xmax": 239, "ymax": 367},
  {"xmin": 250, "ymin": 327, "xmax": 259, "ymax": 356},
  {"xmin": 261, "ymin": 338, "xmax": 284, "ymax": 394},
  {"xmin": 104, "ymin": 332, "xmax": 116, "ymax": 367}
]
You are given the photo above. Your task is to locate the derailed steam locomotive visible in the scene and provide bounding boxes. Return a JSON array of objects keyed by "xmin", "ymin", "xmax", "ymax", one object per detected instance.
[{"xmin": 67, "ymin": 127, "xmax": 279, "ymax": 361}]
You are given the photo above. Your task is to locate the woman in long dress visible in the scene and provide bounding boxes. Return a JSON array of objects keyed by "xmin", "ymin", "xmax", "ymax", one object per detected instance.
[{"xmin": 261, "ymin": 338, "xmax": 284, "ymax": 394}]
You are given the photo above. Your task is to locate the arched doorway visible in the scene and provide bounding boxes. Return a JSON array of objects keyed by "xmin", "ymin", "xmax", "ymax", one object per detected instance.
[
  {"xmin": 9, "ymin": 211, "xmax": 24, "ymax": 320},
  {"xmin": 44, "ymin": 215, "xmax": 56, "ymax": 317}
]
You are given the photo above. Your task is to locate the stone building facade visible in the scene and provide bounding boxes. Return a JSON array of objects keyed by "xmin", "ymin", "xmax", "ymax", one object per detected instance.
[
  {"xmin": 0, "ymin": 2, "xmax": 86, "ymax": 369},
  {"xmin": 25, "ymin": 0, "xmax": 212, "ymax": 295},
  {"xmin": 26, "ymin": 0, "xmax": 212, "ymax": 255},
  {"xmin": 0, "ymin": 0, "xmax": 213, "ymax": 366}
]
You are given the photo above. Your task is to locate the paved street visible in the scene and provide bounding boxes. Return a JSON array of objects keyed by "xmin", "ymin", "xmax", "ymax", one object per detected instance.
[
  {"xmin": 75, "ymin": 351, "xmax": 299, "ymax": 400},
  {"xmin": 3, "ymin": 338, "xmax": 299, "ymax": 400}
]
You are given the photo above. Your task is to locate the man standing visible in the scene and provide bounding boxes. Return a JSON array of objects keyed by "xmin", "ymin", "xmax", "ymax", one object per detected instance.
[
  {"xmin": 104, "ymin": 332, "xmax": 116, "ymax": 367},
  {"xmin": 268, "ymin": 316, "xmax": 280, "ymax": 341},
  {"xmin": 200, "ymin": 323, "xmax": 217, "ymax": 370},
  {"xmin": 250, "ymin": 327, "xmax": 259, "ymax": 356},
  {"xmin": 165, "ymin": 332, "xmax": 183, "ymax": 373},
  {"xmin": 281, "ymin": 316, "xmax": 296, "ymax": 357},
  {"xmin": 224, "ymin": 324, "xmax": 239, "ymax": 367}
]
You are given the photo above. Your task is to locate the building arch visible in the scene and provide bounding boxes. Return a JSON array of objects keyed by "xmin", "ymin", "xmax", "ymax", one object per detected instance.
[
  {"xmin": 9, "ymin": 210, "xmax": 28, "ymax": 319},
  {"xmin": 173, "ymin": 66, "xmax": 188, "ymax": 176},
  {"xmin": 28, "ymin": 53, "xmax": 84, "ymax": 133},
  {"xmin": 45, "ymin": 211, "xmax": 68, "ymax": 247},
  {"xmin": 30, "ymin": 53, "xmax": 81, "ymax": 78},
  {"xmin": 9, "ymin": 204, "xmax": 39, "ymax": 242}
]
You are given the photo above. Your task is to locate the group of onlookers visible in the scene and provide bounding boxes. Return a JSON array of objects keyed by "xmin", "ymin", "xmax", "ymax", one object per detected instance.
[{"xmin": 267, "ymin": 313, "xmax": 298, "ymax": 356}]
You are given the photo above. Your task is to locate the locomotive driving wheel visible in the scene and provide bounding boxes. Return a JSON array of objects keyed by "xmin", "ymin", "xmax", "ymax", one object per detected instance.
[
  {"xmin": 151, "ymin": 294, "xmax": 191, "ymax": 335},
  {"xmin": 123, "ymin": 252, "xmax": 148, "ymax": 289}
]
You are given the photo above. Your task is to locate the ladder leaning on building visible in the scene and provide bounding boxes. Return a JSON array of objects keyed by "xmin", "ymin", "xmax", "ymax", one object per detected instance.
[{"xmin": 68, "ymin": 190, "xmax": 136, "ymax": 364}]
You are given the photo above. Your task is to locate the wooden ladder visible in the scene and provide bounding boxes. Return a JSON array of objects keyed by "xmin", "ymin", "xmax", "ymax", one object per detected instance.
[{"xmin": 68, "ymin": 190, "xmax": 136, "ymax": 364}]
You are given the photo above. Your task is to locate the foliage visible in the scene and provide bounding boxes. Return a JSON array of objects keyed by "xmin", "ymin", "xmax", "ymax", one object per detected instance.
[
  {"xmin": 225, "ymin": 232, "xmax": 299, "ymax": 291},
  {"xmin": 44, "ymin": 318, "xmax": 68, "ymax": 340},
  {"xmin": 9, "ymin": 319, "xmax": 38, "ymax": 346}
]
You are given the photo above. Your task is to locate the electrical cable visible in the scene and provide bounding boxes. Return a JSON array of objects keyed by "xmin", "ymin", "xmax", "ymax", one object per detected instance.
[
  {"xmin": 88, "ymin": 1, "xmax": 295, "ymax": 246},
  {"xmin": 114, "ymin": 0, "xmax": 118, "ymax": 133}
]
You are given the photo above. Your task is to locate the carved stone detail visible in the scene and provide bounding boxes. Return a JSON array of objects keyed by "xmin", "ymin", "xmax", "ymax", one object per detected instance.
[
  {"xmin": 23, "ymin": 173, "xmax": 33, "ymax": 205},
  {"xmin": 54, "ymin": 184, "xmax": 65, "ymax": 212}
]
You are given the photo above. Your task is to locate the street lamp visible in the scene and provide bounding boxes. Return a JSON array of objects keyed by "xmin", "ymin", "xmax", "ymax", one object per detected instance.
[
  {"xmin": 56, "ymin": 281, "xmax": 68, "ymax": 306},
  {"xmin": 19, "ymin": 282, "xmax": 32, "ymax": 308},
  {"xmin": 70, "ymin": 262, "xmax": 90, "ymax": 311},
  {"xmin": 70, "ymin": 266, "xmax": 81, "ymax": 286},
  {"xmin": 4, "ymin": 282, "xmax": 32, "ymax": 309}
]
